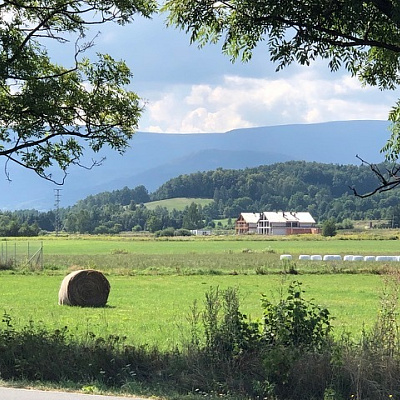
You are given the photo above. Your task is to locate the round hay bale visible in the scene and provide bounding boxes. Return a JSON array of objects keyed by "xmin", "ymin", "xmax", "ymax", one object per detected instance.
[
  {"xmin": 58, "ymin": 269, "xmax": 110, "ymax": 307},
  {"xmin": 280, "ymin": 254, "xmax": 292, "ymax": 260},
  {"xmin": 310, "ymin": 255, "xmax": 322, "ymax": 261},
  {"xmin": 299, "ymin": 255, "xmax": 311, "ymax": 260}
]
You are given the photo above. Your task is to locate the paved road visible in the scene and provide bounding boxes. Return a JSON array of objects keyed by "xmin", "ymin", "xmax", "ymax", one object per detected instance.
[{"xmin": 0, "ymin": 387, "xmax": 146, "ymax": 400}]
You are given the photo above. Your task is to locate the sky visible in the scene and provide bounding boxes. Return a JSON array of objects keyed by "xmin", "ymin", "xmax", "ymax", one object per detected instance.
[
  {"xmin": 72, "ymin": 11, "xmax": 400, "ymax": 134},
  {"xmin": 2, "ymin": 9, "xmax": 399, "ymax": 211}
]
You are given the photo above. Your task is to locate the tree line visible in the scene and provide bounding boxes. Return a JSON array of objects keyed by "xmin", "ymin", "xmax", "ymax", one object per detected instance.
[{"xmin": 3, "ymin": 161, "xmax": 400, "ymax": 235}]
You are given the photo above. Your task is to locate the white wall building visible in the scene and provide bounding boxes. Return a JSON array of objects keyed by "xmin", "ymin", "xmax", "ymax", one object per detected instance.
[{"xmin": 236, "ymin": 211, "xmax": 319, "ymax": 235}]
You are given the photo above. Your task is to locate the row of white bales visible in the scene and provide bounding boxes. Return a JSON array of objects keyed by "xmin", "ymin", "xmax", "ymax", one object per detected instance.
[{"xmin": 280, "ymin": 254, "xmax": 400, "ymax": 262}]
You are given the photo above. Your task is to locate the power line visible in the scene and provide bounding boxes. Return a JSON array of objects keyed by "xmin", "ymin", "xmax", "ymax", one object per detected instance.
[{"xmin": 54, "ymin": 189, "xmax": 62, "ymax": 236}]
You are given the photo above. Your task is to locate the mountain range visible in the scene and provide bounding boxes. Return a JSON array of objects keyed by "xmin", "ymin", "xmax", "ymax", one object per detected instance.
[{"xmin": 0, "ymin": 120, "xmax": 392, "ymax": 211}]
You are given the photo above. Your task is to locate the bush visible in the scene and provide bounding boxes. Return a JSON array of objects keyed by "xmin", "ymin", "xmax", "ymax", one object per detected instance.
[
  {"xmin": 262, "ymin": 280, "xmax": 332, "ymax": 349},
  {"xmin": 93, "ymin": 225, "xmax": 110, "ymax": 234},
  {"xmin": 132, "ymin": 225, "xmax": 142, "ymax": 232},
  {"xmin": 201, "ymin": 286, "xmax": 261, "ymax": 357},
  {"xmin": 154, "ymin": 227, "xmax": 175, "ymax": 237},
  {"xmin": 322, "ymin": 219, "xmax": 337, "ymax": 237},
  {"xmin": 174, "ymin": 229, "xmax": 192, "ymax": 236},
  {"xmin": 337, "ymin": 218, "xmax": 354, "ymax": 230}
]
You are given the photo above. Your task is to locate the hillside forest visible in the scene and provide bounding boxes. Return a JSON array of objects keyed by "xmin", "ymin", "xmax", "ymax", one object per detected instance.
[{"xmin": 3, "ymin": 161, "xmax": 400, "ymax": 236}]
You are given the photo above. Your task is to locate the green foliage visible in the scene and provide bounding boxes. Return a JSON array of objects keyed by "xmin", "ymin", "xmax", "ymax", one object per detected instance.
[
  {"xmin": 262, "ymin": 281, "xmax": 332, "ymax": 350},
  {"xmin": 0, "ymin": 213, "xmax": 40, "ymax": 236},
  {"xmin": 182, "ymin": 202, "xmax": 205, "ymax": 230},
  {"xmin": 151, "ymin": 161, "xmax": 400, "ymax": 222},
  {"xmin": 163, "ymin": 0, "xmax": 400, "ymax": 163},
  {"xmin": 337, "ymin": 218, "xmax": 354, "ymax": 230},
  {"xmin": 201, "ymin": 287, "xmax": 261, "ymax": 357},
  {"xmin": 7, "ymin": 161, "xmax": 400, "ymax": 234},
  {"xmin": 322, "ymin": 219, "xmax": 337, "ymax": 237},
  {"xmin": 174, "ymin": 228, "xmax": 192, "ymax": 236},
  {"xmin": 154, "ymin": 227, "xmax": 175, "ymax": 237},
  {"xmin": 363, "ymin": 272, "xmax": 400, "ymax": 357},
  {"xmin": 0, "ymin": 1, "xmax": 157, "ymax": 181}
]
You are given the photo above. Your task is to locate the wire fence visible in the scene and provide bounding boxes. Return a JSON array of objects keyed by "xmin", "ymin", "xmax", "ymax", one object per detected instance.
[{"xmin": 0, "ymin": 241, "xmax": 43, "ymax": 270}]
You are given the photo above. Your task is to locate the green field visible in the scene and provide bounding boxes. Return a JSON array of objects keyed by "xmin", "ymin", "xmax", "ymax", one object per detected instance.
[
  {"xmin": 1, "ymin": 235, "xmax": 400, "ymax": 349},
  {"xmin": 18, "ymin": 234, "xmax": 400, "ymax": 256},
  {"xmin": 0, "ymin": 273, "xmax": 385, "ymax": 348},
  {"xmin": 144, "ymin": 197, "xmax": 213, "ymax": 211}
]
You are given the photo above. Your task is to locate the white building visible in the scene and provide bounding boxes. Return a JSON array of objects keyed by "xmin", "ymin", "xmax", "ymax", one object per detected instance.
[{"xmin": 236, "ymin": 211, "xmax": 319, "ymax": 235}]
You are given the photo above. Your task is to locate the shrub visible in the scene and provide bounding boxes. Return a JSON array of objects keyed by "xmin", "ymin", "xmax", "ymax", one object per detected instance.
[
  {"xmin": 337, "ymin": 218, "xmax": 354, "ymax": 230},
  {"xmin": 322, "ymin": 219, "xmax": 337, "ymax": 237},
  {"xmin": 174, "ymin": 229, "xmax": 192, "ymax": 236},
  {"xmin": 132, "ymin": 225, "xmax": 142, "ymax": 232},
  {"xmin": 0, "ymin": 259, "xmax": 15, "ymax": 271},
  {"xmin": 261, "ymin": 280, "xmax": 332, "ymax": 349},
  {"xmin": 154, "ymin": 227, "xmax": 175, "ymax": 237},
  {"xmin": 93, "ymin": 225, "xmax": 110, "ymax": 234},
  {"xmin": 201, "ymin": 286, "xmax": 261, "ymax": 357}
]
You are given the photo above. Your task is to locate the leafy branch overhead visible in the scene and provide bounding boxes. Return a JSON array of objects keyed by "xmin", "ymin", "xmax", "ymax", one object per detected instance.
[
  {"xmin": 0, "ymin": 0, "xmax": 157, "ymax": 183},
  {"xmin": 163, "ymin": 0, "xmax": 400, "ymax": 196}
]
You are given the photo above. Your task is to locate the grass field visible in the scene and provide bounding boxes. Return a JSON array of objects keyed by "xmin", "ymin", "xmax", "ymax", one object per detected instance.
[
  {"xmin": 13, "ymin": 234, "xmax": 400, "ymax": 255},
  {"xmin": 0, "ymin": 273, "xmax": 385, "ymax": 348},
  {"xmin": 2, "ymin": 234, "xmax": 400, "ymax": 349},
  {"xmin": 144, "ymin": 197, "xmax": 213, "ymax": 211}
]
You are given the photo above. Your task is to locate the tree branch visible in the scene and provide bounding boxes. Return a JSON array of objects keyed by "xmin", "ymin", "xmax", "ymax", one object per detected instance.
[{"xmin": 349, "ymin": 155, "xmax": 400, "ymax": 197}]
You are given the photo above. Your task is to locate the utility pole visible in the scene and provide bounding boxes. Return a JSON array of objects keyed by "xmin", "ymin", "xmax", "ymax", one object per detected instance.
[{"xmin": 54, "ymin": 189, "xmax": 62, "ymax": 236}]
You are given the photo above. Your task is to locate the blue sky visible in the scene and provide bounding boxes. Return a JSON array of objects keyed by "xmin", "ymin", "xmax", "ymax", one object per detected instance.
[{"xmin": 73, "ymin": 11, "xmax": 400, "ymax": 134}]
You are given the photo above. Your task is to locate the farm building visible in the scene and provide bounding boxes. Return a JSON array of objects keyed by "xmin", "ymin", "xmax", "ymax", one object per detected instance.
[{"xmin": 235, "ymin": 211, "xmax": 319, "ymax": 235}]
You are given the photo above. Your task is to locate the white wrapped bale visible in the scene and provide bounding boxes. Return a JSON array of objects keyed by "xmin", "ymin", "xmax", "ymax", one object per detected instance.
[
  {"xmin": 364, "ymin": 256, "xmax": 376, "ymax": 262},
  {"xmin": 343, "ymin": 255, "xmax": 353, "ymax": 261},
  {"xmin": 280, "ymin": 254, "xmax": 292, "ymax": 260},
  {"xmin": 375, "ymin": 256, "xmax": 398, "ymax": 262},
  {"xmin": 310, "ymin": 255, "xmax": 322, "ymax": 261},
  {"xmin": 298, "ymin": 255, "xmax": 311, "ymax": 260},
  {"xmin": 323, "ymin": 255, "xmax": 342, "ymax": 261},
  {"xmin": 352, "ymin": 255, "xmax": 364, "ymax": 262}
]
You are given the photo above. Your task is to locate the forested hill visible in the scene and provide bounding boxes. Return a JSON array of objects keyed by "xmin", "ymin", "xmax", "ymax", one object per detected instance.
[
  {"xmin": 6, "ymin": 161, "xmax": 400, "ymax": 235},
  {"xmin": 151, "ymin": 161, "xmax": 375, "ymax": 201},
  {"xmin": 76, "ymin": 161, "xmax": 399, "ymax": 223}
]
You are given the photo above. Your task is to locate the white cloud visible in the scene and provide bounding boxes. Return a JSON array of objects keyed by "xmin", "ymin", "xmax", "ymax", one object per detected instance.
[{"xmin": 140, "ymin": 68, "xmax": 396, "ymax": 133}]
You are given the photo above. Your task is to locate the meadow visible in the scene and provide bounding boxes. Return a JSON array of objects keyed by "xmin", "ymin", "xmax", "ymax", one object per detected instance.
[
  {"xmin": 0, "ymin": 273, "xmax": 385, "ymax": 347},
  {"xmin": 1, "ymin": 234, "xmax": 399, "ymax": 347},
  {"xmin": 144, "ymin": 197, "xmax": 214, "ymax": 211}
]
